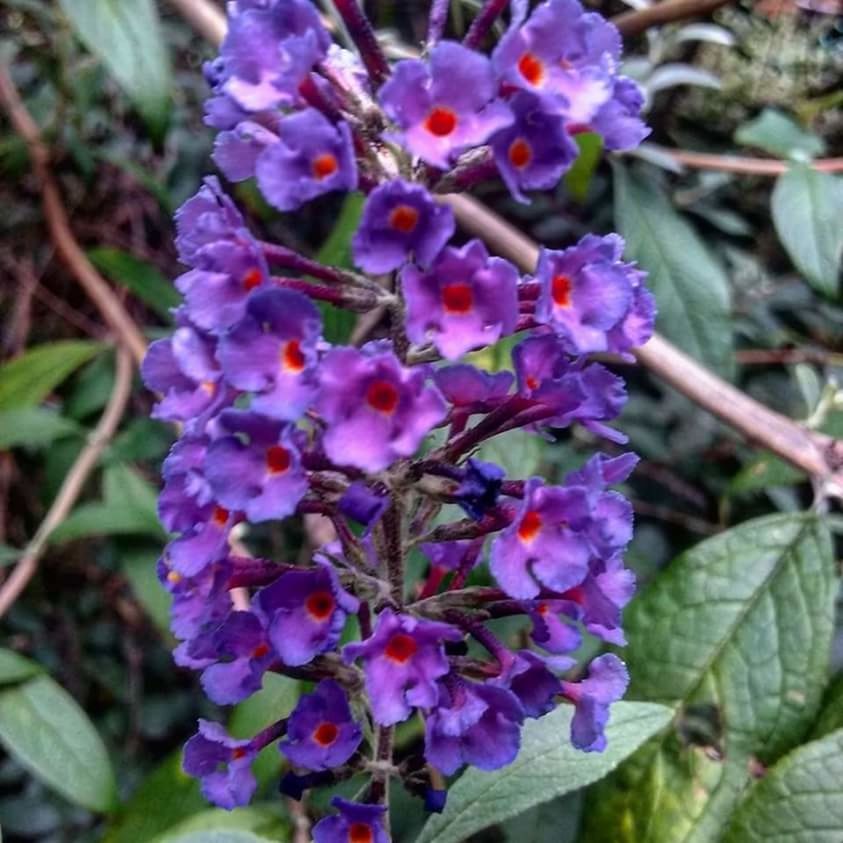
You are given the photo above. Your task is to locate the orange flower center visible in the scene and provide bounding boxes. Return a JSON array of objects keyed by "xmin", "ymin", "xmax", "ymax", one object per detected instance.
[
  {"xmin": 442, "ymin": 283, "xmax": 473, "ymax": 314},
  {"xmin": 424, "ymin": 106, "xmax": 458, "ymax": 137},
  {"xmin": 232, "ymin": 747, "xmax": 248, "ymax": 759},
  {"xmin": 525, "ymin": 375, "xmax": 539, "ymax": 391},
  {"xmin": 385, "ymin": 633, "xmax": 417, "ymax": 663},
  {"xmin": 388, "ymin": 204, "xmax": 420, "ymax": 233},
  {"xmin": 242, "ymin": 267, "xmax": 263, "ymax": 291},
  {"xmin": 265, "ymin": 445, "xmax": 291, "ymax": 475},
  {"xmin": 312, "ymin": 152, "xmax": 339, "ymax": 180},
  {"xmin": 166, "ymin": 570, "xmax": 182, "ymax": 585},
  {"xmin": 212, "ymin": 506, "xmax": 230, "ymax": 526},
  {"xmin": 518, "ymin": 52, "xmax": 545, "ymax": 86},
  {"xmin": 312, "ymin": 721, "xmax": 340, "ymax": 747},
  {"xmin": 252, "ymin": 642, "xmax": 270, "ymax": 658},
  {"xmin": 366, "ymin": 380, "xmax": 399, "ymax": 414},
  {"xmin": 508, "ymin": 138, "xmax": 532, "ymax": 169},
  {"xmin": 306, "ymin": 591, "xmax": 335, "ymax": 621},
  {"xmin": 281, "ymin": 339, "xmax": 306, "ymax": 373},
  {"xmin": 518, "ymin": 510, "xmax": 543, "ymax": 542},
  {"xmin": 552, "ymin": 274, "xmax": 573, "ymax": 308},
  {"xmin": 200, "ymin": 380, "xmax": 217, "ymax": 396},
  {"xmin": 348, "ymin": 823, "xmax": 374, "ymax": 843}
]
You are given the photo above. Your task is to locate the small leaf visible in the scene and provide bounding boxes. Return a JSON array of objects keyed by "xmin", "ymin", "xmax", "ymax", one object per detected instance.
[
  {"xmin": 88, "ymin": 247, "xmax": 179, "ymax": 319},
  {"xmin": 735, "ymin": 108, "xmax": 826, "ymax": 159},
  {"xmin": 0, "ymin": 408, "xmax": 82, "ymax": 449},
  {"xmin": 673, "ymin": 23, "xmax": 736, "ymax": 46},
  {"xmin": 415, "ymin": 701, "xmax": 673, "ymax": 843},
  {"xmin": 564, "ymin": 132, "xmax": 603, "ymax": 202},
  {"xmin": 121, "ymin": 547, "xmax": 171, "ymax": 634},
  {"xmin": 644, "ymin": 64, "xmax": 721, "ymax": 97},
  {"xmin": 0, "ymin": 341, "xmax": 102, "ymax": 410},
  {"xmin": 0, "ymin": 650, "xmax": 41, "ymax": 686},
  {"xmin": 0, "ymin": 675, "xmax": 117, "ymax": 812},
  {"xmin": 156, "ymin": 806, "xmax": 288, "ymax": 843},
  {"xmin": 58, "ymin": 0, "xmax": 172, "ymax": 138},
  {"xmin": 723, "ymin": 729, "xmax": 843, "ymax": 842},
  {"xmin": 772, "ymin": 164, "xmax": 843, "ymax": 298},
  {"xmin": 165, "ymin": 833, "xmax": 276, "ymax": 843},
  {"xmin": 613, "ymin": 163, "xmax": 733, "ymax": 376},
  {"xmin": 727, "ymin": 452, "xmax": 806, "ymax": 496}
]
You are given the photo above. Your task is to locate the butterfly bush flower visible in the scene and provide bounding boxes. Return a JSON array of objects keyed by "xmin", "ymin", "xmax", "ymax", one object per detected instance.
[{"xmin": 144, "ymin": 0, "xmax": 654, "ymax": 830}]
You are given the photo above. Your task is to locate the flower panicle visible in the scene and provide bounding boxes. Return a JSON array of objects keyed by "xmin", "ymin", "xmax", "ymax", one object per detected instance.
[{"xmin": 144, "ymin": 0, "xmax": 654, "ymax": 836}]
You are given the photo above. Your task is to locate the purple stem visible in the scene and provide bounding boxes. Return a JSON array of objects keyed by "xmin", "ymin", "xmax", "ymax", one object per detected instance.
[
  {"xmin": 332, "ymin": 0, "xmax": 390, "ymax": 87},
  {"xmin": 463, "ymin": 0, "xmax": 510, "ymax": 49},
  {"xmin": 272, "ymin": 276, "xmax": 379, "ymax": 311},
  {"xmin": 251, "ymin": 718, "xmax": 288, "ymax": 751},
  {"xmin": 227, "ymin": 556, "xmax": 298, "ymax": 589},
  {"xmin": 426, "ymin": 0, "xmax": 450, "ymax": 48},
  {"xmin": 261, "ymin": 241, "xmax": 348, "ymax": 285},
  {"xmin": 444, "ymin": 395, "xmax": 532, "ymax": 460}
]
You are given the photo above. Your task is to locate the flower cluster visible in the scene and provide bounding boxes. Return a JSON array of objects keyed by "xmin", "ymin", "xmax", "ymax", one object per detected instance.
[{"xmin": 145, "ymin": 0, "xmax": 654, "ymax": 837}]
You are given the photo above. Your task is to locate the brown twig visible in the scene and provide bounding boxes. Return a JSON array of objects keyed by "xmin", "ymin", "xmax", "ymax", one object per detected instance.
[
  {"xmin": 0, "ymin": 66, "xmax": 147, "ymax": 365},
  {"xmin": 613, "ymin": 0, "xmax": 731, "ymax": 36},
  {"xmin": 736, "ymin": 348, "xmax": 843, "ymax": 366},
  {"xmin": 651, "ymin": 145, "xmax": 843, "ymax": 176},
  {"xmin": 0, "ymin": 346, "xmax": 134, "ymax": 619}
]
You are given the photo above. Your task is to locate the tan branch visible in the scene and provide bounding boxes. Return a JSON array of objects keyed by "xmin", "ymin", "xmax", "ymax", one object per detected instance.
[
  {"xmin": 613, "ymin": 0, "xmax": 731, "ymax": 37},
  {"xmin": 0, "ymin": 346, "xmax": 134, "ymax": 619},
  {"xmin": 652, "ymin": 145, "xmax": 843, "ymax": 176},
  {"xmin": 0, "ymin": 66, "xmax": 147, "ymax": 365}
]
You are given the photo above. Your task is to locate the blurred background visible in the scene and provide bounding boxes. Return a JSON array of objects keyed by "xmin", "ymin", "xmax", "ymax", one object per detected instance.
[{"xmin": 0, "ymin": 1, "xmax": 841, "ymax": 841}]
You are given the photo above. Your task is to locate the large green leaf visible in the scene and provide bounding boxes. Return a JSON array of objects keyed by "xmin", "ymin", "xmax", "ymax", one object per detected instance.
[
  {"xmin": 58, "ymin": 0, "xmax": 172, "ymax": 138},
  {"xmin": 723, "ymin": 728, "xmax": 843, "ymax": 842},
  {"xmin": 772, "ymin": 164, "xmax": 843, "ymax": 298},
  {"xmin": 0, "ymin": 342, "xmax": 102, "ymax": 410},
  {"xmin": 156, "ymin": 807, "xmax": 288, "ymax": 843},
  {"xmin": 582, "ymin": 513, "xmax": 836, "ymax": 843},
  {"xmin": 164, "ymin": 833, "xmax": 276, "ymax": 843},
  {"xmin": 0, "ymin": 675, "xmax": 117, "ymax": 812},
  {"xmin": 415, "ymin": 701, "xmax": 673, "ymax": 843},
  {"xmin": 0, "ymin": 650, "xmax": 41, "ymax": 686},
  {"xmin": 613, "ymin": 163, "xmax": 733, "ymax": 376},
  {"xmin": 0, "ymin": 408, "xmax": 82, "ymax": 450},
  {"xmin": 88, "ymin": 247, "xmax": 179, "ymax": 319}
]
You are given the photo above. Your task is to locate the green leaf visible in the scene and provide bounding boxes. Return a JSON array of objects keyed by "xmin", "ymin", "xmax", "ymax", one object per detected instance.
[
  {"xmin": 0, "ymin": 408, "xmax": 82, "ymax": 449},
  {"xmin": 734, "ymin": 109, "xmax": 826, "ymax": 159},
  {"xmin": 164, "ymin": 833, "xmax": 276, "ymax": 843},
  {"xmin": 88, "ymin": 247, "xmax": 179, "ymax": 319},
  {"xmin": 723, "ymin": 729, "xmax": 843, "ymax": 842},
  {"xmin": 772, "ymin": 164, "xmax": 843, "ymax": 298},
  {"xmin": 501, "ymin": 794, "xmax": 581, "ymax": 843},
  {"xmin": 0, "ymin": 341, "xmax": 102, "ymax": 410},
  {"xmin": 477, "ymin": 428, "xmax": 543, "ymax": 480},
  {"xmin": 810, "ymin": 673, "xmax": 843, "ymax": 740},
  {"xmin": 0, "ymin": 674, "xmax": 117, "ymax": 812},
  {"xmin": 582, "ymin": 513, "xmax": 836, "ymax": 843},
  {"xmin": 155, "ymin": 806, "xmax": 288, "ymax": 843},
  {"xmin": 103, "ymin": 753, "xmax": 206, "ymax": 843},
  {"xmin": 316, "ymin": 192, "xmax": 364, "ymax": 343},
  {"xmin": 0, "ymin": 650, "xmax": 41, "ymax": 685},
  {"xmin": 727, "ymin": 452, "xmax": 806, "ymax": 496},
  {"xmin": 415, "ymin": 701, "xmax": 673, "ymax": 843},
  {"xmin": 121, "ymin": 547, "xmax": 172, "ymax": 634},
  {"xmin": 613, "ymin": 163, "xmax": 733, "ymax": 376},
  {"xmin": 58, "ymin": 0, "xmax": 172, "ymax": 138},
  {"xmin": 564, "ymin": 132, "xmax": 603, "ymax": 202}
]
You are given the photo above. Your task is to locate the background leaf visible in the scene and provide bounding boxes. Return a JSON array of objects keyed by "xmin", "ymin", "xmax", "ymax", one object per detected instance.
[
  {"xmin": 723, "ymin": 729, "xmax": 843, "ymax": 842},
  {"xmin": 0, "ymin": 674, "xmax": 117, "ymax": 812},
  {"xmin": 58, "ymin": 0, "xmax": 172, "ymax": 138},
  {"xmin": 0, "ymin": 408, "xmax": 82, "ymax": 450},
  {"xmin": 0, "ymin": 650, "xmax": 41, "ymax": 685},
  {"xmin": 613, "ymin": 163, "xmax": 733, "ymax": 376},
  {"xmin": 0, "ymin": 341, "xmax": 102, "ymax": 410},
  {"xmin": 582, "ymin": 513, "xmax": 836, "ymax": 843},
  {"xmin": 416, "ymin": 701, "xmax": 673, "ymax": 843},
  {"xmin": 734, "ymin": 108, "xmax": 826, "ymax": 158},
  {"xmin": 772, "ymin": 164, "xmax": 843, "ymax": 298}
]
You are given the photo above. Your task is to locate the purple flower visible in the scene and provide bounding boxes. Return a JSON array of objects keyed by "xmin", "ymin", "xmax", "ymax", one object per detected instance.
[
  {"xmin": 561, "ymin": 653, "xmax": 628, "ymax": 751},
  {"xmin": 280, "ymin": 680, "xmax": 362, "ymax": 770},
  {"xmin": 489, "ymin": 477, "xmax": 591, "ymax": 599},
  {"xmin": 455, "ymin": 458, "xmax": 505, "ymax": 520},
  {"xmin": 566, "ymin": 554, "xmax": 635, "ymax": 646},
  {"xmin": 313, "ymin": 798, "xmax": 389, "ymax": 843},
  {"xmin": 591, "ymin": 77, "xmax": 649, "ymax": 151},
  {"xmin": 200, "ymin": 610, "xmax": 276, "ymax": 705},
  {"xmin": 490, "ymin": 92, "xmax": 578, "ymax": 203},
  {"xmin": 165, "ymin": 502, "xmax": 236, "ymax": 578},
  {"xmin": 420, "ymin": 539, "xmax": 479, "ymax": 572},
  {"xmin": 500, "ymin": 650, "xmax": 567, "ymax": 718},
  {"xmin": 142, "ymin": 325, "xmax": 228, "ymax": 432},
  {"xmin": 174, "ymin": 177, "xmax": 246, "ymax": 264},
  {"xmin": 379, "ymin": 41, "xmax": 513, "ymax": 168},
  {"xmin": 352, "ymin": 180, "xmax": 455, "ymax": 273},
  {"xmin": 315, "ymin": 344, "xmax": 447, "ymax": 473},
  {"xmin": 159, "ymin": 436, "xmax": 213, "ymax": 533},
  {"xmin": 158, "ymin": 556, "xmax": 233, "ymax": 642},
  {"xmin": 434, "ymin": 364, "xmax": 513, "ymax": 412},
  {"xmin": 533, "ymin": 234, "xmax": 643, "ymax": 355},
  {"xmin": 205, "ymin": 410, "xmax": 307, "ymax": 523},
  {"xmin": 344, "ymin": 610, "xmax": 462, "ymax": 726},
  {"xmin": 402, "ymin": 240, "xmax": 519, "ymax": 359},
  {"xmin": 218, "ymin": 289, "xmax": 321, "ymax": 421},
  {"xmin": 216, "ymin": 0, "xmax": 330, "ymax": 111},
  {"xmin": 492, "ymin": 0, "xmax": 619, "ymax": 125},
  {"xmin": 213, "ymin": 118, "xmax": 282, "ymax": 182},
  {"xmin": 183, "ymin": 719, "xmax": 257, "ymax": 809},
  {"xmin": 606, "ymin": 273, "xmax": 657, "ymax": 359},
  {"xmin": 255, "ymin": 109, "xmax": 357, "ymax": 211},
  {"xmin": 526, "ymin": 599, "xmax": 582, "ymax": 655},
  {"xmin": 424, "ymin": 679, "xmax": 524, "ymax": 774},
  {"xmin": 339, "ymin": 482, "xmax": 389, "ymax": 534},
  {"xmin": 255, "ymin": 560, "xmax": 359, "ymax": 666}
]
